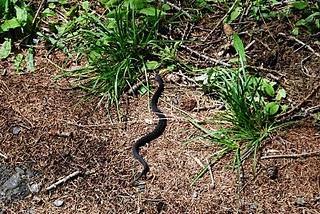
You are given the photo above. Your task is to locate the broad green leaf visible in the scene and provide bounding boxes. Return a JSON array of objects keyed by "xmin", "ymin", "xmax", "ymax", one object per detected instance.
[
  {"xmin": 0, "ymin": 39, "xmax": 11, "ymax": 59},
  {"xmin": 14, "ymin": 53, "xmax": 24, "ymax": 72},
  {"xmin": 15, "ymin": 5, "xmax": 28, "ymax": 23},
  {"xmin": 281, "ymin": 104, "xmax": 288, "ymax": 113},
  {"xmin": 232, "ymin": 33, "xmax": 246, "ymax": 66},
  {"xmin": 264, "ymin": 102, "xmax": 279, "ymax": 115},
  {"xmin": 59, "ymin": 0, "xmax": 67, "ymax": 4},
  {"xmin": 42, "ymin": 8, "xmax": 55, "ymax": 17},
  {"xmin": 128, "ymin": 0, "xmax": 146, "ymax": 9},
  {"xmin": 88, "ymin": 50, "xmax": 101, "ymax": 62},
  {"xmin": 140, "ymin": 7, "xmax": 160, "ymax": 16},
  {"xmin": 101, "ymin": 0, "xmax": 118, "ymax": 7},
  {"xmin": 166, "ymin": 64, "xmax": 175, "ymax": 72},
  {"xmin": 305, "ymin": 12, "xmax": 320, "ymax": 23},
  {"xmin": 292, "ymin": 27, "xmax": 299, "ymax": 35},
  {"xmin": 0, "ymin": 0, "xmax": 9, "ymax": 14},
  {"xmin": 229, "ymin": 7, "xmax": 242, "ymax": 23},
  {"xmin": 146, "ymin": 60, "xmax": 160, "ymax": 70},
  {"xmin": 48, "ymin": 3, "xmax": 56, "ymax": 9},
  {"xmin": 296, "ymin": 19, "xmax": 307, "ymax": 26},
  {"xmin": 65, "ymin": 6, "xmax": 77, "ymax": 17},
  {"xmin": 263, "ymin": 82, "xmax": 275, "ymax": 97},
  {"xmin": 0, "ymin": 18, "xmax": 21, "ymax": 32},
  {"xmin": 138, "ymin": 85, "xmax": 149, "ymax": 95},
  {"xmin": 162, "ymin": 4, "xmax": 170, "ymax": 11},
  {"xmin": 276, "ymin": 88, "xmax": 286, "ymax": 101},
  {"xmin": 82, "ymin": 1, "xmax": 90, "ymax": 12},
  {"xmin": 26, "ymin": 48, "xmax": 35, "ymax": 72},
  {"xmin": 291, "ymin": 1, "xmax": 308, "ymax": 10}
]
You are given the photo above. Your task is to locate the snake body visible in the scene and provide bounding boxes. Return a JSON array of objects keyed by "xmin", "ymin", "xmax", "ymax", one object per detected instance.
[{"xmin": 132, "ymin": 74, "xmax": 167, "ymax": 182}]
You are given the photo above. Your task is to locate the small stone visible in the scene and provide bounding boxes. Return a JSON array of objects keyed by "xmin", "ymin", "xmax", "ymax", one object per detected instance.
[
  {"xmin": 29, "ymin": 183, "xmax": 40, "ymax": 193},
  {"xmin": 165, "ymin": 73, "xmax": 181, "ymax": 83},
  {"xmin": 33, "ymin": 196, "xmax": 42, "ymax": 203},
  {"xmin": 192, "ymin": 192, "xmax": 198, "ymax": 199},
  {"xmin": 23, "ymin": 208, "xmax": 35, "ymax": 214},
  {"xmin": 57, "ymin": 132, "xmax": 72, "ymax": 137},
  {"xmin": 15, "ymin": 167, "xmax": 25, "ymax": 175},
  {"xmin": 12, "ymin": 126, "xmax": 21, "ymax": 135},
  {"xmin": 144, "ymin": 118, "xmax": 153, "ymax": 125},
  {"xmin": 1, "ymin": 69, "xmax": 7, "ymax": 76},
  {"xmin": 1, "ymin": 173, "xmax": 21, "ymax": 190},
  {"xmin": 181, "ymin": 99, "xmax": 197, "ymax": 111},
  {"xmin": 249, "ymin": 203, "xmax": 257, "ymax": 213},
  {"xmin": 266, "ymin": 166, "xmax": 278, "ymax": 179},
  {"xmin": 295, "ymin": 197, "xmax": 306, "ymax": 206},
  {"xmin": 223, "ymin": 23, "xmax": 234, "ymax": 37},
  {"xmin": 53, "ymin": 199, "xmax": 64, "ymax": 207}
]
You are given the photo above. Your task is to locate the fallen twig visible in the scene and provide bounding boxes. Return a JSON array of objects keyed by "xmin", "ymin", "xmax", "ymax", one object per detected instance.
[
  {"xmin": 261, "ymin": 151, "xmax": 320, "ymax": 160},
  {"xmin": 32, "ymin": 0, "xmax": 47, "ymax": 26},
  {"xmin": 277, "ymin": 104, "xmax": 320, "ymax": 123},
  {"xmin": 159, "ymin": 34, "xmax": 231, "ymax": 67},
  {"xmin": 246, "ymin": 65, "xmax": 285, "ymax": 77},
  {"xmin": 279, "ymin": 32, "xmax": 320, "ymax": 58},
  {"xmin": 0, "ymin": 152, "xmax": 8, "ymax": 159},
  {"xmin": 127, "ymin": 79, "xmax": 147, "ymax": 95},
  {"xmin": 193, "ymin": 104, "xmax": 224, "ymax": 112},
  {"xmin": 161, "ymin": 0, "xmax": 192, "ymax": 19},
  {"xmin": 203, "ymin": 0, "xmax": 238, "ymax": 41},
  {"xmin": 276, "ymin": 84, "xmax": 320, "ymax": 120},
  {"xmin": 180, "ymin": 44, "xmax": 231, "ymax": 67},
  {"xmin": 206, "ymin": 158, "xmax": 215, "ymax": 189},
  {"xmin": 46, "ymin": 170, "xmax": 82, "ymax": 191}
]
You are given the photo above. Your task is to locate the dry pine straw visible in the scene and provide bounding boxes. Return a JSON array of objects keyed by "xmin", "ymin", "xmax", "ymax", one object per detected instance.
[{"xmin": 0, "ymin": 66, "xmax": 320, "ymax": 213}]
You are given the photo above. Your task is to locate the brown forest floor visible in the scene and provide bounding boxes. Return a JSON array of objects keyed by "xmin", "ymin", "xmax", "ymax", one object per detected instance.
[{"xmin": 1, "ymin": 5, "xmax": 320, "ymax": 214}]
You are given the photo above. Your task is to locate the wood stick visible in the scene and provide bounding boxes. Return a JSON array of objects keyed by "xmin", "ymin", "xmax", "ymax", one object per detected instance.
[
  {"xmin": 276, "ymin": 84, "xmax": 320, "ymax": 119},
  {"xmin": 46, "ymin": 170, "xmax": 81, "ymax": 191},
  {"xmin": 261, "ymin": 151, "xmax": 320, "ymax": 160}
]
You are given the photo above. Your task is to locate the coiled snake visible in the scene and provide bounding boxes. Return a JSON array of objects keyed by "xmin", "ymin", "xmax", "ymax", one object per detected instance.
[{"xmin": 132, "ymin": 74, "xmax": 167, "ymax": 183}]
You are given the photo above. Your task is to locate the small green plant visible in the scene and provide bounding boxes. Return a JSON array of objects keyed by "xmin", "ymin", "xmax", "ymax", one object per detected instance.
[
  {"xmin": 290, "ymin": 1, "xmax": 320, "ymax": 35},
  {"xmin": 313, "ymin": 112, "xmax": 320, "ymax": 128},
  {"xmin": 192, "ymin": 33, "xmax": 287, "ymax": 184},
  {"xmin": 0, "ymin": 0, "xmax": 33, "ymax": 57},
  {"xmin": 47, "ymin": 0, "xmax": 170, "ymax": 109},
  {"xmin": 0, "ymin": 0, "xmax": 36, "ymax": 72}
]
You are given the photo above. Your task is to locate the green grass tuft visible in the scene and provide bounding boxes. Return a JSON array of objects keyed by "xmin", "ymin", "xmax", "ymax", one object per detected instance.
[
  {"xmin": 52, "ymin": 1, "xmax": 166, "ymax": 109},
  {"xmin": 191, "ymin": 33, "xmax": 287, "ymax": 184}
]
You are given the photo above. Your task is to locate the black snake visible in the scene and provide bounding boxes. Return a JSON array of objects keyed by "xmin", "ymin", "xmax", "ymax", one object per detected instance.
[{"xmin": 132, "ymin": 74, "xmax": 167, "ymax": 183}]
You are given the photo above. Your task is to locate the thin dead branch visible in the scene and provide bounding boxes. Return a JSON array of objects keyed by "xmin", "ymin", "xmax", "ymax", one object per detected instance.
[
  {"xmin": 32, "ymin": 0, "xmax": 47, "ymax": 26},
  {"xmin": 279, "ymin": 32, "xmax": 320, "ymax": 58},
  {"xmin": 261, "ymin": 151, "xmax": 320, "ymax": 160},
  {"xmin": 180, "ymin": 44, "xmax": 231, "ymax": 67},
  {"xmin": 276, "ymin": 84, "xmax": 320, "ymax": 120},
  {"xmin": 161, "ymin": 0, "xmax": 192, "ymax": 19},
  {"xmin": 46, "ymin": 170, "xmax": 82, "ymax": 191},
  {"xmin": 0, "ymin": 152, "xmax": 8, "ymax": 159},
  {"xmin": 203, "ymin": 0, "xmax": 238, "ymax": 41}
]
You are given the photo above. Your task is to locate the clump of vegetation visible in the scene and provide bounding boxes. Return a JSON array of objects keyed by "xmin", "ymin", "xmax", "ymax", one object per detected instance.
[
  {"xmin": 0, "ymin": 0, "xmax": 37, "ymax": 72},
  {"xmin": 192, "ymin": 34, "xmax": 287, "ymax": 184},
  {"xmin": 289, "ymin": 1, "xmax": 320, "ymax": 35},
  {"xmin": 46, "ymin": 0, "xmax": 170, "ymax": 109},
  {"xmin": 221, "ymin": 0, "xmax": 319, "ymax": 35},
  {"xmin": 0, "ymin": 0, "xmax": 34, "ymax": 60}
]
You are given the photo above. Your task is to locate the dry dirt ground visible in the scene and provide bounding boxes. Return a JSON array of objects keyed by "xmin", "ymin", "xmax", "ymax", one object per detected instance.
[{"xmin": 1, "ymin": 7, "xmax": 320, "ymax": 214}]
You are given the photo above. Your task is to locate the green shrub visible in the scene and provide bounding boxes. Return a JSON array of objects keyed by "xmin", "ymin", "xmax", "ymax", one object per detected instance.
[
  {"xmin": 49, "ymin": 0, "xmax": 169, "ymax": 108},
  {"xmin": 0, "ymin": 0, "xmax": 34, "ymax": 59}
]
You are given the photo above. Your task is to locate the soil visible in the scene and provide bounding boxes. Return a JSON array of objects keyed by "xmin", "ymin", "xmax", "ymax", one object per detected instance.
[{"xmin": 1, "ymin": 2, "xmax": 320, "ymax": 214}]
